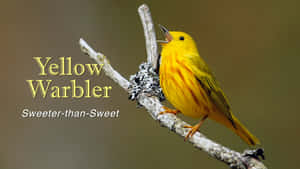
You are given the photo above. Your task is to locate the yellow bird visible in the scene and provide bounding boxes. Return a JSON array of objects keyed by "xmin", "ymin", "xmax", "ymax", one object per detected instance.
[{"xmin": 158, "ymin": 25, "xmax": 260, "ymax": 146}]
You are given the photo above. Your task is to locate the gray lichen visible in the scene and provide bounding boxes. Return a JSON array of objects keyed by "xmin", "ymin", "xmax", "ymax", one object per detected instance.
[{"xmin": 128, "ymin": 62, "xmax": 165, "ymax": 102}]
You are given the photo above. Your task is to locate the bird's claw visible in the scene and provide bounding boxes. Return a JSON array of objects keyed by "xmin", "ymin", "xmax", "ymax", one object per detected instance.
[
  {"xmin": 183, "ymin": 125, "xmax": 198, "ymax": 141},
  {"xmin": 159, "ymin": 106, "xmax": 180, "ymax": 115}
]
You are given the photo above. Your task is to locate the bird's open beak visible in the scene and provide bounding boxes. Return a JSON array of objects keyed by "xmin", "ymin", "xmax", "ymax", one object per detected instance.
[{"xmin": 157, "ymin": 24, "xmax": 173, "ymax": 44}]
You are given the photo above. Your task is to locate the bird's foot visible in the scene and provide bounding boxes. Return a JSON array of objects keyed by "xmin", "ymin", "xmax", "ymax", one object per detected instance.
[
  {"xmin": 183, "ymin": 115, "xmax": 208, "ymax": 141},
  {"xmin": 183, "ymin": 124, "xmax": 200, "ymax": 141},
  {"xmin": 159, "ymin": 106, "xmax": 180, "ymax": 115}
]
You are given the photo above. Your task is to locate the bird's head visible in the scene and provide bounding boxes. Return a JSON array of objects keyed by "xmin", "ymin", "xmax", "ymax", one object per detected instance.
[{"xmin": 158, "ymin": 24, "xmax": 198, "ymax": 53}]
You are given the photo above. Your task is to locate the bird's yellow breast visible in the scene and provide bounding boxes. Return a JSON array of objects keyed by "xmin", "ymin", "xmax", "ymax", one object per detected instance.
[{"xmin": 160, "ymin": 49, "xmax": 213, "ymax": 118}]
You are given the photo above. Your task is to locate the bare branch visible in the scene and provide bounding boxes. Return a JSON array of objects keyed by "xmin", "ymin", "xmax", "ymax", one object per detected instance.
[
  {"xmin": 78, "ymin": 3, "xmax": 267, "ymax": 169},
  {"xmin": 138, "ymin": 4, "xmax": 158, "ymax": 69},
  {"xmin": 79, "ymin": 38, "xmax": 130, "ymax": 91}
]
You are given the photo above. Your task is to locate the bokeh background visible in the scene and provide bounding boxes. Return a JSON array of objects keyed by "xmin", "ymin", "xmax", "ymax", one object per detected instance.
[{"xmin": 2, "ymin": 0, "xmax": 300, "ymax": 168}]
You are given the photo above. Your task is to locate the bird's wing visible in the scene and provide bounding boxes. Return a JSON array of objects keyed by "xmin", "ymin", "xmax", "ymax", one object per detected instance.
[{"xmin": 187, "ymin": 54, "xmax": 236, "ymax": 127}]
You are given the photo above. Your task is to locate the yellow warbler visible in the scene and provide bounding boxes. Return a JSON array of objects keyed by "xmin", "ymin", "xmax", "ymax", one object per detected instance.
[{"xmin": 158, "ymin": 25, "xmax": 260, "ymax": 146}]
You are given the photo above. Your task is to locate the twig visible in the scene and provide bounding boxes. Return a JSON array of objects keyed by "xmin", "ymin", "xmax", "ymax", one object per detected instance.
[
  {"xmin": 79, "ymin": 39, "xmax": 130, "ymax": 91},
  {"xmin": 138, "ymin": 4, "xmax": 158, "ymax": 70},
  {"xmin": 78, "ymin": 4, "xmax": 267, "ymax": 169}
]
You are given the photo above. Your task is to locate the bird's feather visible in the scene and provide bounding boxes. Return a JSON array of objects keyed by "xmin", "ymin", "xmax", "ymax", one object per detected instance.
[{"xmin": 187, "ymin": 53, "xmax": 236, "ymax": 127}]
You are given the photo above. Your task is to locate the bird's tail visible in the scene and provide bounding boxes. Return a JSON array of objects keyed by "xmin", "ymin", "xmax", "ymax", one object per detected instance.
[
  {"xmin": 210, "ymin": 112, "xmax": 260, "ymax": 146},
  {"xmin": 231, "ymin": 115, "xmax": 260, "ymax": 146}
]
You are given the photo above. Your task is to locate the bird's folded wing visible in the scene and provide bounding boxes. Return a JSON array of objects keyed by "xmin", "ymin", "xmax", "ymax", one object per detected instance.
[{"xmin": 187, "ymin": 54, "xmax": 236, "ymax": 127}]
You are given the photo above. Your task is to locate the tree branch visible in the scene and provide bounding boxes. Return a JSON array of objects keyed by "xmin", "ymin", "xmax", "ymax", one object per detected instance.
[
  {"xmin": 78, "ymin": 4, "xmax": 267, "ymax": 169},
  {"xmin": 138, "ymin": 4, "xmax": 158, "ymax": 70},
  {"xmin": 79, "ymin": 39, "xmax": 130, "ymax": 91}
]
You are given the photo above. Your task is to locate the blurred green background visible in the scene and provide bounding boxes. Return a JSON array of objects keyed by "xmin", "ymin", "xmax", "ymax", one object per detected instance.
[{"xmin": 2, "ymin": 0, "xmax": 300, "ymax": 168}]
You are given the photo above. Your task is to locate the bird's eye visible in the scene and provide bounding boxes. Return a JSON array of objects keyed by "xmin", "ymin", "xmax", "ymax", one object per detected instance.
[{"xmin": 179, "ymin": 36, "xmax": 184, "ymax": 41}]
